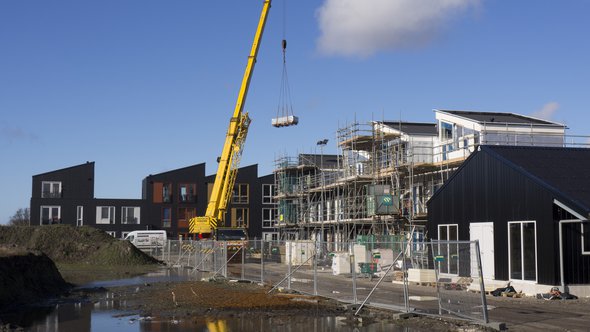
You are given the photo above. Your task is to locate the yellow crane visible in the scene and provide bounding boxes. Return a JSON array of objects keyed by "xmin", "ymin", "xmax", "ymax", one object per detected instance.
[{"xmin": 189, "ymin": 0, "xmax": 271, "ymax": 237}]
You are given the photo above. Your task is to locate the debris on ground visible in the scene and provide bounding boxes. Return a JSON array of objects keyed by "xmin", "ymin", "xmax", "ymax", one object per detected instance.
[{"xmin": 536, "ymin": 287, "xmax": 579, "ymax": 300}]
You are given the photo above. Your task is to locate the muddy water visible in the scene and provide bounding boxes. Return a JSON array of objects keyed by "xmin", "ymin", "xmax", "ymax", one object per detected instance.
[
  {"xmin": 4, "ymin": 301, "xmax": 412, "ymax": 331},
  {"xmin": 1, "ymin": 269, "xmax": 416, "ymax": 331}
]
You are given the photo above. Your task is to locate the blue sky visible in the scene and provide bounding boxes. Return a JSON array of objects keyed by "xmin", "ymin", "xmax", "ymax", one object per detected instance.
[{"xmin": 1, "ymin": 0, "xmax": 589, "ymax": 224}]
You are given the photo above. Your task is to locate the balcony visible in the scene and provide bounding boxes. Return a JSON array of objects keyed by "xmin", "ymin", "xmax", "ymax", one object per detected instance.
[
  {"xmin": 41, "ymin": 218, "xmax": 61, "ymax": 225},
  {"xmin": 41, "ymin": 191, "xmax": 62, "ymax": 199},
  {"xmin": 122, "ymin": 217, "xmax": 139, "ymax": 225},
  {"xmin": 179, "ymin": 194, "xmax": 196, "ymax": 203}
]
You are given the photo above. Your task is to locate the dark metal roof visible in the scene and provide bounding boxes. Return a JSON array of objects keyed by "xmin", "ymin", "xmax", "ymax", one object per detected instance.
[
  {"xmin": 33, "ymin": 161, "xmax": 94, "ymax": 177},
  {"xmin": 380, "ymin": 121, "xmax": 438, "ymax": 136},
  {"xmin": 485, "ymin": 145, "xmax": 590, "ymax": 215},
  {"xmin": 437, "ymin": 110, "xmax": 563, "ymax": 126}
]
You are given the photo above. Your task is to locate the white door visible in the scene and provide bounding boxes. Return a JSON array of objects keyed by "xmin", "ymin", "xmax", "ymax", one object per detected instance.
[{"xmin": 469, "ymin": 222, "xmax": 495, "ymax": 280}]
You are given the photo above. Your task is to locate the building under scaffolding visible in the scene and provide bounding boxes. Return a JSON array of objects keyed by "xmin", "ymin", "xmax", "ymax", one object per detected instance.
[{"xmin": 274, "ymin": 110, "xmax": 571, "ymax": 244}]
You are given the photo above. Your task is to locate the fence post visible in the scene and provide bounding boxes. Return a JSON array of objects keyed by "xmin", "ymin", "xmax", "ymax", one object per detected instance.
[
  {"xmin": 260, "ymin": 240, "xmax": 265, "ymax": 284},
  {"xmin": 241, "ymin": 241, "xmax": 245, "ymax": 280},
  {"xmin": 288, "ymin": 242, "xmax": 292, "ymax": 290},
  {"xmin": 475, "ymin": 240, "xmax": 489, "ymax": 324},
  {"xmin": 224, "ymin": 241, "xmax": 228, "ymax": 278},
  {"xmin": 166, "ymin": 240, "xmax": 170, "ymax": 264},
  {"xmin": 402, "ymin": 238, "xmax": 410, "ymax": 313},
  {"xmin": 313, "ymin": 241, "xmax": 318, "ymax": 296},
  {"xmin": 349, "ymin": 241, "xmax": 357, "ymax": 304},
  {"xmin": 431, "ymin": 240, "xmax": 443, "ymax": 316}
]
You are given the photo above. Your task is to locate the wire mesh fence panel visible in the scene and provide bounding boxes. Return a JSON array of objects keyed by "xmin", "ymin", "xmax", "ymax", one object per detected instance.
[
  {"xmin": 430, "ymin": 240, "xmax": 488, "ymax": 323},
  {"xmin": 312, "ymin": 241, "xmax": 354, "ymax": 303},
  {"xmin": 352, "ymin": 240, "xmax": 409, "ymax": 312},
  {"xmin": 261, "ymin": 241, "xmax": 291, "ymax": 288},
  {"xmin": 155, "ymin": 238, "xmax": 487, "ymax": 325}
]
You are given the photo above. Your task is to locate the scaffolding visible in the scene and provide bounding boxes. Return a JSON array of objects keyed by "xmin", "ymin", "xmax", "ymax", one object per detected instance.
[{"xmin": 274, "ymin": 118, "xmax": 588, "ymax": 244}]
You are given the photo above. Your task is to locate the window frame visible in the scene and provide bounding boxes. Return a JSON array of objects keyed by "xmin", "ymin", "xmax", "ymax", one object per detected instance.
[
  {"xmin": 40, "ymin": 206, "xmax": 61, "ymax": 225},
  {"xmin": 437, "ymin": 224, "xmax": 459, "ymax": 275},
  {"xmin": 583, "ymin": 222, "xmax": 590, "ymax": 255},
  {"xmin": 262, "ymin": 184, "xmax": 275, "ymax": 204},
  {"xmin": 96, "ymin": 206, "xmax": 115, "ymax": 224},
  {"xmin": 76, "ymin": 206, "xmax": 84, "ymax": 226},
  {"xmin": 232, "ymin": 183, "xmax": 249, "ymax": 204},
  {"xmin": 121, "ymin": 206, "xmax": 140, "ymax": 224},
  {"xmin": 177, "ymin": 207, "xmax": 196, "ymax": 229},
  {"xmin": 440, "ymin": 121, "xmax": 453, "ymax": 142},
  {"xmin": 41, "ymin": 181, "xmax": 62, "ymax": 198},
  {"xmin": 162, "ymin": 207, "xmax": 172, "ymax": 228},
  {"xmin": 507, "ymin": 220, "xmax": 538, "ymax": 282},
  {"xmin": 231, "ymin": 207, "xmax": 249, "ymax": 228},
  {"xmin": 262, "ymin": 207, "xmax": 277, "ymax": 228},
  {"xmin": 179, "ymin": 183, "xmax": 196, "ymax": 203}
]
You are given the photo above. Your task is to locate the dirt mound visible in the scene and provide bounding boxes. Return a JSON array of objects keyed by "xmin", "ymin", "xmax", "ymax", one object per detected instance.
[
  {"xmin": 0, "ymin": 248, "xmax": 68, "ymax": 308},
  {"xmin": 0, "ymin": 225, "xmax": 159, "ymax": 266}
]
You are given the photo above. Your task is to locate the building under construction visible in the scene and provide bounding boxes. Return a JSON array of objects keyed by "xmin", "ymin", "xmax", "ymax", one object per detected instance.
[{"xmin": 274, "ymin": 110, "xmax": 571, "ymax": 244}]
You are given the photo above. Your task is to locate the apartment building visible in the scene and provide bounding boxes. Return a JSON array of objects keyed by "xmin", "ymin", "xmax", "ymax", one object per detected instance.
[{"xmin": 31, "ymin": 162, "xmax": 277, "ymax": 240}]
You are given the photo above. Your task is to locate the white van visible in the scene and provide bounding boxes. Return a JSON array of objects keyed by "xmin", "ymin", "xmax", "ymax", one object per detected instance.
[{"xmin": 124, "ymin": 230, "xmax": 167, "ymax": 249}]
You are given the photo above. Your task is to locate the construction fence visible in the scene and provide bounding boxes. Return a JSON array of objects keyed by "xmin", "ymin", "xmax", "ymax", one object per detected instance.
[{"xmin": 152, "ymin": 238, "xmax": 489, "ymax": 324}]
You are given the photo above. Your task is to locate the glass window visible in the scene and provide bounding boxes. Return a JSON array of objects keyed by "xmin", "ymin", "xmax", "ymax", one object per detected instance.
[
  {"xmin": 162, "ymin": 207, "xmax": 171, "ymax": 228},
  {"xmin": 583, "ymin": 223, "xmax": 590, "ymax": 254},
  {"xmin": 437, "ymin": 224, "xmax": 459, "ymax": 275},
  {"xmin": 179, "ymin": 184, "xmax": 196, "ymax": 203},
  {"xmin": 162, "ymin": 183, "xmax": 172, "ymax": 203},
  {"xmin": 232, "ymin": 184, "xmax": 249, "ymax": 204},
  {"xmin": 40, "ymin": 206, "xmax": 61, "ymax": 225},
  {"xmin": 262, "ymin": 208, "xmax": 277, "ymax": 228},
  {"xmin": 262, "ymin": 184, "xmax": 275, "ymax": 204},
  {"xmin": 121, "ymin": 207, "xmax": 140, "ymax": 224},
  {"xmin": 263, "ymin": 232, "xmax": 278, "ymax": 241},
  {"xmin": 441, "ymin": 122, "xmax": 453, "ymax": 141},
  {"xmin": 177, "ymin": 207, "xmax": 196, "ymax": 229},
  {"xmin": 508, "ymin": 221, "xmax": 537, "ymax": 281},
  {"xmin": 231, "ymin": 208, "xmax": 249, "ymax": 228},
  {"xmin": 76, "ymin": 206, "xmax": 83, "ymax": 226},
  {"xmin": 41, "ymin": 181, "xmax": 62, "ymax": 198},
  {"xmin": 96, "ymin": 206, "xmax": 115, "ymax": 224}
]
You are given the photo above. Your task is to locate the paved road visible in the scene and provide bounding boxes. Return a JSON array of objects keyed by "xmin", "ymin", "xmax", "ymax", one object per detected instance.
[
  {"xmin": 166, "ymin": 249, "xmax": 590, "ymax": 332},
  {"xmin": 226, "ymin": 261, "xmax": 590, "ymax": 331}
]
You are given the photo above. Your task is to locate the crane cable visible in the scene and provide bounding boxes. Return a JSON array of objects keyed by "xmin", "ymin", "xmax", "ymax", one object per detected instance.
[{"xmin": 275, "ymin": 0, "xmax": 295, "ymax": 123}]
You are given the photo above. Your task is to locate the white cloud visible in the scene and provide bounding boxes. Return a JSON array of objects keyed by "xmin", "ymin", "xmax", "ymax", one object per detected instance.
[
  {"xmin": 531, "ymin": 102, "xmax": 560, "ymax": 120},
  {"xmin": 316, "ymin": 0, "xmax": 480, "ymax": 58}
]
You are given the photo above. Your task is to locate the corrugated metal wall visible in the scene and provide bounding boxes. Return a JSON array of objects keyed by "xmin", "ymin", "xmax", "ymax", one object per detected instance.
[{"xmin": 427, "ymin": 150, "xmax": 561, "ymax": 285}]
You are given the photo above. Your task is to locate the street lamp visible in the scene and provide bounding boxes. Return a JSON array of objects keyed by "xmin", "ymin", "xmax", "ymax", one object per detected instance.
[{"xmin": 316, "ymin": 139, "xmax": 328, "ymax": 244}]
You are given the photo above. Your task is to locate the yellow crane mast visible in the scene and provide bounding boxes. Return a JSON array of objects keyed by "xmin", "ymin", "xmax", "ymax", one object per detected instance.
[{"xmin": 189, "ymin": 0, "xmax": 271, "ymax": 237}]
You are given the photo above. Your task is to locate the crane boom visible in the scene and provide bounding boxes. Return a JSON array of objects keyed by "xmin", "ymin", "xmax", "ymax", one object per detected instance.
[{"xmin": 189, "ymin": 0, "xmax": 271, "ymax": 236}]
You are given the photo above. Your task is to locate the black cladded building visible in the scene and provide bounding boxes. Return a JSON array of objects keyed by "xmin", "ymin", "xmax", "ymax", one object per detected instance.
[
  {"xmin": 31, "ymin": 162, "xmax": 277, "ymax": 240},
  {"xmin": 427, "ymin": 145, "xmax": 590, "ymax": 296}
]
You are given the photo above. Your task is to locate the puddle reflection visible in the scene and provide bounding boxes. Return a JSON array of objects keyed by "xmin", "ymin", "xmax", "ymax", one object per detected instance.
[
  {"xmin": 3, "ymin": 299, "xmax": 413, "ymax": 332},
  {"xmin": 1, "ymin": 269, "xmax": 416, "ymax": 331}
]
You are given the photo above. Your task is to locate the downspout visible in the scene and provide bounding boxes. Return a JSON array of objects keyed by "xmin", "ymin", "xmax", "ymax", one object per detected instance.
[
  {"xmin": 558, "ymin": 220, "xmax": 582, "ymax": 293},
  {"xmin": 554, "ymin": 199, "xmax": 587, "ymax": 293}
]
